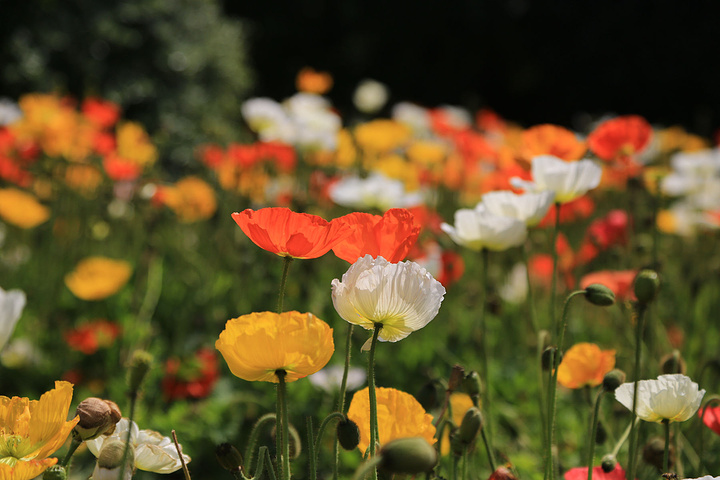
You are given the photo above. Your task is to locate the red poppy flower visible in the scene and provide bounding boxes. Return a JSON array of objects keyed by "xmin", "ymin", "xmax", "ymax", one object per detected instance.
[
  {"xmin": 699, "ymin": 404, "xmax": 720, "ymax": 435},
  {"xmin": 587, "ymin": 115, "xmax": 653, "ymax": 162},
  {"xmin": 520, "ymin": 124, "xmax": 587, "ymax": 161},
  {"xmin": 538, "ymin": 196, "xmax": 595, "ymax": 227},
  {"xmin": 580, "ymin": 270, "xmax": 637, "ymax": 301},
  {"xmin": 162, "ymin": 348, "xmax": 219, "ymax": 401},
  {"xmin": 564, "ymin": 464, "xmax": 627, "ymax": 480},
  {"xmin": 64, "ymin": 319, "xmax": 121, "ymax": 355},
  {"xmin": 81, "ymin": 97, "xmax": 121, "ymax": 129},
  {"xmin": 332, "ymin": 209, "xmax": 421, "ymax": 263},
  {"xmin": 102, "ymin": 155, "xmax": 142, "ymax": 181},
  {"xmin": 587, "ymin": 210, "xmax": 630, "ymax": 250},
  {"xmin": 232, "ymin": 207, "xmax": 352, "ymax": 259}
]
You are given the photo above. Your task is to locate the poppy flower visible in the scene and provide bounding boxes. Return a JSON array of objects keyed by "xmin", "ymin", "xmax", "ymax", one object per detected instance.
[
  {"xmin": 155, "ymin": 176, "xmax": 217, "ymax": 223},
  {"xmin": 480, "ymin": 190, "xmax": 556, "ymax": 227},
  {"xmin": 162, "ymin": 348, "xmax": 219, "ymax": 400},
  {"xmin": 64, "ymin": 319, "xmax": 122, "ymax": 355},
  {"xmin": 0, "ymin": 188, "xmax": 50, "ymax": 229},
  {"xmin": 587, "ymin": 115, "xmax": 653, "ymax": 162},
  {"xmin": 81, "ymin": 97, "xmax": 121, "ymax": 129},
  {"xmin": 331, "ymin": 255, "xmax": 445, "ymax": 349},
  {"xmin": 698, "ymin": 404, "xmax": 720, "ymax": 436},
  {"xmin": 0, "ymin": 286, "xmax": 26, "ymax": 351},
  {"xmin": 519, "ymin": 124, "xmax": 587, "ymax": 161},
  {"xmin": 296, "ymin": 67, "xmax": 333, "ymax": 95},
  {"xmin": 332, "ymin": 209, "xmax": 420, "ymax": 263},
  {"xmin": 64, "ymin": 257, "xmax": 132, "ymax": 301},
  {"xmin": 0, "ymin": 381, "xmax": 79, "ymax": 480},
  {"xmin": 511, "ymin": 155, "xmax": 602, "ymax": 204},
  {"xmin": 615, "ymin": 374, "xmax": 705, "ymax": 423},
  {"xmin": 538, "ymin": 196, "xmax": 596, "ymax": 227},
  {"xmin": 557, "ymin": 343, "xmax": 616, "ymax": 389},
  {"xmin": 347, "ymin": 387, "xmax": 436, "ymax": 454},
  {"xmin": 580, "ymin": 270, "xmax": 637, "ymax": 301},
  {"xmin": 441, "ymin": 205, "xmax": 527, "ymax": 252},
  {"xmin": 231, "ymin": 207, "xmax": 352, "ymax": 259},
  {"xmin": 215, "ymin": 311, "xmax": 334, "ymax": 383},
  {"xmin": 563, "ymin": 464, "xmax": 627, "ymax": 480}
]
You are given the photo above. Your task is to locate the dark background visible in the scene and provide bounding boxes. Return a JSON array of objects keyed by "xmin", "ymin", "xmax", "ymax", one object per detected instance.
[{"xmin": 228, "ymin": 0, "xmax": 720, "ymax": 136}]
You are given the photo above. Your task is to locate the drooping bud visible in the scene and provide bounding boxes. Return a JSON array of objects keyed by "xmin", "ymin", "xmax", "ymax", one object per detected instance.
[
  {"xmin": 215, "ymin": 443, "xmax": 243, "ymax": 472},
  {"xmin": 601, "ymin": 369, "xmax": 626, "ymax": 393},
  {"xmin": 92, "ymin": 439, "xmax": 134, "ymax": 480},
  {"xmin": 660, "ymin": 351, "xmax": 686, "ymax": 375},
  {"xmin": 42, "ymin": 465, "xmax": 67, "ymax": 480},
  {"xmin": 336, "ymin": 417, "xmax": 361, "ymax": 451},
  {"xmin": 584, "ymin": 284, "xmax": 616, "ymax": 307},
  {"xmin": 128, "ymin": 350, "xmax": 153, "ymax": 395},
  {"xmin": 378, "ymin": 437, "xmax": 438, "ymax": 474},
  {"xmin": 74, "ymin": 398, "xmax": 122, "ymax": 440},
  {"xmin": 457, "ymin": 407, "xmax": 482, "ymax": 445},
  {"xmin": 448, "ymin": 365, "xmax": 465, "ymax": 392},
  {"xmin": 600, "ymin": 454, "xmax": 616, "ymax": 473},
  {"xmin": 634, "ymin": 270, "xmax": 660, "ymax": 305},
  {"xmin": 541, "ymin": 347, "xmax": 559, "ymax": 371}
]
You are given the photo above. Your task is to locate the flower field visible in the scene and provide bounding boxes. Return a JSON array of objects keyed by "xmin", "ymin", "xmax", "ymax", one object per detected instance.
[{"xmin": 1, "ymin": 78, "xmax": 720, "ymax": 480}]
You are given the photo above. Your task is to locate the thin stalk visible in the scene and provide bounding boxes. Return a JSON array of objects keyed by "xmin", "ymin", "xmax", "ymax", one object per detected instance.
[
  {"xmin": 60, "ymin": 434, "xmax": 82, "ymax": 467},
  {"xmin": 277, "ymin": 371, "xmax": 291, "ymax": 480},
  {"xmin": 663, "ymin": 419, "xmax": 670, "ymax": 474},
  {"xmin": 307, "ymin": 417, "xmax": 317, "ymax": 480},
  {"xmin": 244, "ymin": 414, "xmax": 277, "ymax": 475},
  {"xmin": 171, "ymin": 430, "xmax": 191, "ymax": 480},
  {"xmin": 611, "ymin": 419, "xmax": 635, "ymax": 459},
  {"xmin": 118, "ymin": 392, "xmax": 138, "ymax": 480},
  {"xmin": 461, "ymin": 450, "xmax": 468, "ymax": 480},
  {"xmin": 627, "ymin": 304, "xmax": 647, "ymax": 480},
  {"xmin": 277, "ymin": 256, "xmax": 294, "ymax": 313},
  {"xmin": 480, "ymin": 422, "xmax": 497, "ymax": 471},
  {"xmin": 550, "ymin": 202, "xmax": 561, "ymax": 334},
  {"xmin": 587, "ymin": 390, "xmax": 606, "ymax": 480},
  {"xmin": 368, "ymin": 324, "xmax": 383, "ymax": 480},
  {"xmin": 334, "ymin": 324, "xmax": 354, "ymax": 480},
  {"xmin": 478, "ymin": 248, "xmax": 494, "ymax": 450}
]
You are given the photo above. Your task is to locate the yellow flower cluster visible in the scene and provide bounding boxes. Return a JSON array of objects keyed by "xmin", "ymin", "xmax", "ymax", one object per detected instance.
[{"xmin": 64, "ymin": 257, "xmax": 133, "ymax": 301}]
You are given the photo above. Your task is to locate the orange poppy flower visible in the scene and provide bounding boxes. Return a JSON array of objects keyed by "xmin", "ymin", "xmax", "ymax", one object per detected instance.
[
  {"xmin": 332, "ymin": 209, "xmax": 420, "ymax": 263},
  {"xmin": 519, "ymin": 124, "xmax": 587, "ymax": 161},
  {"xmin": 231, "ymin": 207, "xmax": 352, "ymax": 259},
  {"xmin": 296, "ymin": 67, "xmax": 333, "ymax": 95},
  {"xmin": 580, "ymin": 270, "xmax": 637, "ymax": 301},
  {"xmin": 557, "ymin": 342, "xmax": 615, "ymax": 389},
  {"xmin": 587, "ymin": 115, "xmax": 652, "ymax": 161}
]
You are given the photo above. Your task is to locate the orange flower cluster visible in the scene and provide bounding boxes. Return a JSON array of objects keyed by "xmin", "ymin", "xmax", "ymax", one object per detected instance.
[{"xmin": 2, "ymin": 93, "xmax": 156, "ymax": 186}]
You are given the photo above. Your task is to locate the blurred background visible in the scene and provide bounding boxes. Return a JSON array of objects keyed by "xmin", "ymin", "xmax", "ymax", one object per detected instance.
[{"xmin": 3, "ymin": 0, "xmax": 719, "ymax": 164}]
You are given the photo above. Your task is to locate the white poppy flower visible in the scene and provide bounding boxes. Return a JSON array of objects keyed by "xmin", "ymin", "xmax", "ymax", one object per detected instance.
[
  {"xmin": 353, "ymin": 79, "xmax": 389, "ymax": 114},
  {"xmin": 86, "ymin": 418, "xmax": 190, "ymax": 474},
  {"xmin": 440, "ymin": 205, "xmax": 527, "ymax": 252},
  {"xmin": 614, "ymin": 374, "xmax": 705, "ymax": 423},
  {"xmin": 479, "ymin": 190, "xmax": 556, "ymax": 227},
  {"xmin": 328, "ymin": 172, "xmax": 425, "ymax": 211},
  {"xmin": 391, "ymin": 102, "xmax": 431, "ymax": 134},
  {"xmin": 0, "ymin": 286, "xmax": 26, "ymax": 351},
  {"xmin": 309, "ymin": 365, "xmax": 366, "ymax": 393},
  {"xmin": 511, "ymin": 155, "xmax": 602, "ymax": 204},
  {"xmin": 331, "ymin": 255, "xmax": 445, "ymax": 350},
  {"xmin": 241, "ymin": 97, "xmax": 297, "ymax": 144}
]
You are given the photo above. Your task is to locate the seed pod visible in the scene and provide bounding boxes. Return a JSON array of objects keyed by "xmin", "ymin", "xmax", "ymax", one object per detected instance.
[
  {"xmin": 336, "ymin": 417, "xmax": 360, "ymax": 451},
  {"xmin": 584, "ymin": 284, "xmax": 616, "ymax": 307},
  {"xmin": 378, "ymin": 437, "xmax": 438, "ymax": 474}
]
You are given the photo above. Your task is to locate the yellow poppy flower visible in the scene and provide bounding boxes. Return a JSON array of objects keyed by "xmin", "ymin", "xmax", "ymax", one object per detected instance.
[
  {"xmin": 347, "ymin": 387, "xmax": 436, "ymax": 454},
  {"xmin": 0, "ymin": 381, "xmax": 79, "ymax": 480},
  {"xmin": 557, "ymin": 343, "xmax": 616, "ymax": 389},
  {"xmin": 64, "ymin": 257, "xmax": 133, "ymax": 301},
  {"xmin": 216, "ymin": 311, "xmax": 334, "ymax": 383},
  {"xmin": 157, "ymin": 176, "xmax": 217, "ymax": 222},
  {"xmin": 354, "ymin": 120, "xmax": 411, "ymax": 154},
  {"xmin": 0, "ymin": 189, "xmax": 50, "ymax": 229}
]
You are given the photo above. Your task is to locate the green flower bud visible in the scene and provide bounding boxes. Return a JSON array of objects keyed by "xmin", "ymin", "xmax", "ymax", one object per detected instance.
[
  {"xmin": 602, "ymin": 369, "xmax": 626, "ymax": 393},
  {"xmin": 584, "ymin": 284, "xmax": 616, "ymax": 307},
  {"xmin": 378, "ymin": 437, "xmax": 438, "ymax": 474},
  {"xmin": 541, "ymin": 347, "xmax": 560, "ymax": 371},
  {"xmin": 660, "ymin": 351, "xmax": 686, "ymax": 375},
  {"xmin": 634, "ymin": 270, "xmax": 660, "ymax": 304},
  {"xmin": 336, "ymin": 417, "xmax": 361, "ymax": 451},
  {"xmin": 215, "ymin": 443, "xmax": 243, "ymax": 472},
  {"xmin": 450, "ymin": 430, "xmax": 464, "ymax": 457},
  {"xmin": 42, "ymin": 465, "xmax": 67, "ymax": 480},
  {"xmin": 128, "ymin": 350, "xmax": 153, "ymax": 394},
  {"xmin": 458, "ymin": 407, "xmax": 482, "ymax": 445},
  {"xmin": 601, "ymin": 454, "xmax": 616, "ymax": 473},
  {"xmin": 462, "ymin": 371, "xmax": 482, "ymax": 402},
  {"xmin": 595, "ymin": 420, "xmax": 607, "ymax": 445}
]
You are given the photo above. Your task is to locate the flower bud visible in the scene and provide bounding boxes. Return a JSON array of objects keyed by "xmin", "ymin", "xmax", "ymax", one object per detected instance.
[
  {"xmin": 541, "ymin": 347, "xmax": 559, "ymax": 371},
  {"xmin": 462, "ymin": 371, "xmax": 482, "ymax": 403},
  {"xmin": 458, "ymin": 407, "xmax": 482, "ymax": 445},
  {"xmin": 489, "ymin": 466, "xmax": 518, "ymax": 480},
  {"xmin": 601, "ymin": 369, "xmax": 626, "ymax": 393},
  {"xmin": 92, "ymin": 439, "xmax": 134, "ymax": 480},
  {"xmin": 378, "ymin": 437, "xmax": 437, "ymax": 474},
  {"xmin": 42, "ymin": 465, "xmax": 67, "ymax": 480},
  {"xmin": 336, "ymin": 417, "xmax": 360, "ymax": 451},
  {"xmin": 215, "ymin": 443, "xmax": 243, "ymax": 472},
  {"xmin": 634, "ymin": 270, "xmax": 660, "ymax": 304},
  {"xmin": 642, "ymin": 436, "xmax": 670, "ymax": 471},
  {"xmin": 584, "ymin": 284, "xmax": 616, "ymax": 307},
  {"xmin": 74, "ymin": 398, "xmax": 122, "ymax": 440},
  {"xmin": 128, "ymin": 350, "xmax": 153, "ymax": 394},
  {"xmin": 660, "ymin": 351, "xmax": 686, "ymax": 375},
  {"xmin": 595, "ymin": 420, "xmax": 607, "ymax": 445},
  {"xmin": 448, "ymin": 365, "xmax": 465, "ymax": 392},
  {"xmin": 600, "ymin": 454, "xmax": 616, "ymax": 473}
]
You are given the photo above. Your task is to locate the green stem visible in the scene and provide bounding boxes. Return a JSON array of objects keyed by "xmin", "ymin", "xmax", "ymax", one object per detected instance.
[
  {"xmin": 627, "ymin": 304, "xmax": 647, "ymax": 480},
  {"xmin": 118, "ymin": 392, "xmax": 137, "ymax": 480},
  {"xmin": 307, "ymin": 417, "xmax": 317, "ymax": 480},
  {"xmin": 352, "ymin": 457, "xmax": 383, "ymax": 480},
  {"xmin": 478, "ymin": 248, "xmax": 494, "ymax": 451},
  {"xmin": 461, "ymin": 450, "xmax": 468, "ymax": 480},
  {"xmin": 315, "ymin": 412, "xmax": 347, "ymax": 450},
  {"xmin": 244, "ymin": 414, "xmax": 277, "ymax": 475},
  {"xmin": 587, "ymin": 390, "xmax": 606, "ymax": 480},
  {"xmin": 60, "ymin": 434, "xmax": 82, "ymax": 467},
  {"xmin": 334, "ymin": 324, "xmax": 354, "ymax": 480},
  {"xmin": 663, "ymin": 419, "xmax": 670, "ymax": 474},
  {"xmin": 611, "ymin": 419, "xmax": 634, "ymax": 459},
  {"xmin": 550, "ymin": 201, "xmax": 561, "ymax": 334},
  {"xmin": 480, "ymin": 421, "xmax": 497, "ymax": 472},
  {"xmin": 277, "ymin": 256, "xmax": 294, "ymax": 313},
  {"xmin": 368, "ymin": 324, "xmax": 382, "ymax": 480},
  {"xmin": 522, "ymin": 240, "xmax": 539, "ymax": 336},
  {"xmin": 277, "ymin": 371, "xmax": 291, "ymax": 480}
]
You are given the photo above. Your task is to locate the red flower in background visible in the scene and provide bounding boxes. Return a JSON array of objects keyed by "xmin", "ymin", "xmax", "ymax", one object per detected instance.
[
  {"xmin": 332, "ymin": 209, "xmax": 420, "ymax": 263},
  {"xmin": 538, "ymin": 196, "xmax": 595, "ymax": 227},
  {"xmin": 528, "ymin": 233, "xmax": 576, "ymax": 289},
  {"xmin": 408, "ymin": 240, "xmax": 465, "ymax": 289},
  {"xmin": 232, "ymin": 207, "xmax": 352, "ymax": 259},
  {"xmin": 564, "ymin": 464, "xmax": 627, "ymax": 480},
  {"xmin": 576, "ymin": 209, "xmax": 631, "ymax": 265},
  {"xmin": 103, "ymin": 155, "xmax": 143, "ymax": 181},
  {"xmin": 163, "ymin": 348, "xmax": 219, "ymax": 401},
  {"xmin": 587, "ymin": 115, "xmax": 653, "ymax": 162},
  {"xmin": 519, "ymin": 124, "xmax": 587, "ymax": 162},
  {"xmin": 699, "ymin": 404, "xmax": 720, "ymax": 436},
  {"xmin": 81, "ymin": 97, "xmax": 121, "ymax": 129},
  {"xmin": 580, "ymin": 270, "xmax": 637, "ymax": 301},
  {"xmin": 65, "ymin": 319, "xmax": 121, "ymax": 355}
]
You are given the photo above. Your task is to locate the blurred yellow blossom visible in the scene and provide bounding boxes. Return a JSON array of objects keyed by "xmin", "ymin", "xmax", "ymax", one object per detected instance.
[
  {"xmin": 157, "ymin": 176, "xmax": 217, "ymax": 222},
  {"xmin": 64, "ymin": 257, "xmax": 133, "ymax": 301},
  {"xmin": 406, "ymin": 140, "xmax": 447, "ymax": 166},
  {"xmin": 64, "ymin": 164, "xmax": 104, "ymax": 196},
  {"xmin": 0, "ymin": 188, "xmax": 50, "ymax": 228},
  {"xmin": 0, "ymin": 381, "xmax": 79, "ymax": 480},
  {"xmin": 354, "ymin": 120, "xmax": 411, "ymax": 154},
  {"xmin": 557, "ymin": 342, "xmax": 615, "ymax": 389},
  {"xmin": 115, "ymin": 122, "xmax": 158, "ymax": 168}
]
